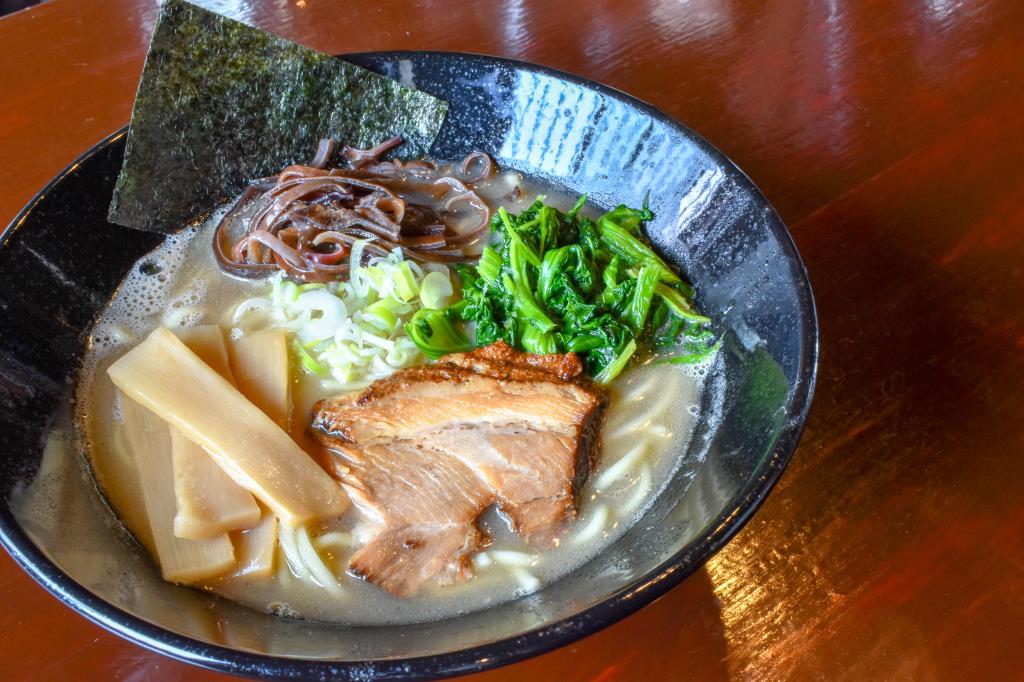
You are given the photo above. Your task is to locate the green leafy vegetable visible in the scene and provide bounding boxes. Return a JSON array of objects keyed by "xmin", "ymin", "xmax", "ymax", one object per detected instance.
[
  {"xmin": 407, "ymin": 196, "xmax": 715, "ymax": 383},
  {"xmin": 478, "ymin": 246, "xmax": 502, "ymax": 284},
  {"xmin": 654, "ymin": 282, "xmax": 708, "ymax": 323},
  {"xmin": 624, "ymin": 263, "xmax": 661, "ymax": 331},
  {"xmin": 520, "ymin": 323, "xmax": 560, "ymax": 355},
  {"xmin": 601, "ymin": 199, "xmax": 654, "ymax": 234},
  {"xmin": 593, "ymin": 339, "xmax": 637, "ymax": 384}
]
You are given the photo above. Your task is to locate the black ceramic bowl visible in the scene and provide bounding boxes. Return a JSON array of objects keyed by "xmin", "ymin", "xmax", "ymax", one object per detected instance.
[{"xmin": 0, "ymin": 52, "xmax": 816, "ymax": 679}]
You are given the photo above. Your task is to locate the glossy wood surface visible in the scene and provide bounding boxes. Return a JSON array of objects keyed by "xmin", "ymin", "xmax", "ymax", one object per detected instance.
[{"xmin": 2, "ymin": 0, "xmax": 1023, "ymax": 679}]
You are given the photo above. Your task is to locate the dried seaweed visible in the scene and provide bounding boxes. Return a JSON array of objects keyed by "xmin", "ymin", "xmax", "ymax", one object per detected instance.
[{"xmin": 109, "ymin": 0, "xmax": 448, "ymax": 233}]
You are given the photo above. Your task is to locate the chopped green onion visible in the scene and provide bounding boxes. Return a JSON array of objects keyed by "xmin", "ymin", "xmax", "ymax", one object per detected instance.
[
  {"xmin": 244, "ymin": 248, "xmax": 454, "ymax": 389},
  {"xmin": 362, "ymin": 265, "xmax": 386, "ymax": 291},
  {"xmin": 293, "ymin": 340, "xmax": 329, "ymax": 376},
  {"xmin": 363, "ymin": 299, "xmax": 398, "ymax": 332},
  {"xmin": 419, "ymin": 271, "xmax": 454, "ymax": 309},
  {"xmin": 270, "ymin": 276, "xmax": 303, "ymax": 307},
  {"xmin": 392, "ymin": 261, "xmax": 419, "ymax": 301},
  {"xmin": 405, "ymin": 309, "xmax": 474, "ymax": 359}
]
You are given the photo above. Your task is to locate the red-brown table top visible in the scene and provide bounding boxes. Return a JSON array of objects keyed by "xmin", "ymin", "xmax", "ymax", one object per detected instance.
[{"xmin": 2, "ymin": 0, "xmax": 1023, "ymax": 679}]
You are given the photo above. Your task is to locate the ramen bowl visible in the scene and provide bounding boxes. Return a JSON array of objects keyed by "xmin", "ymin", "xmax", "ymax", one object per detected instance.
[{"xmin": 0, "ymin": 52, "xmax": 817, "ymax": 679}]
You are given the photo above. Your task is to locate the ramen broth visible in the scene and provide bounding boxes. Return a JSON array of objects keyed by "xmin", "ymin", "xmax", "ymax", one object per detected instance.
[{"xmin": 77, "ymin": 171, "xmax": 713, "ymax": 625}]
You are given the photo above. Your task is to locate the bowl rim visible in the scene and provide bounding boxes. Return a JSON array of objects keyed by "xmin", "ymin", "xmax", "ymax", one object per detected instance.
[{"xmin": 0, "ymin": 50, "xmax": 818, "ymax": 680}]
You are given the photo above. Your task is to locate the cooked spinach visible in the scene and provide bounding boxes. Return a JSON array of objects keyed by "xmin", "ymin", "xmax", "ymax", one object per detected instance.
[{"xmin": 407, "ymin": 196, "xmax": 715, "ymax": 383}]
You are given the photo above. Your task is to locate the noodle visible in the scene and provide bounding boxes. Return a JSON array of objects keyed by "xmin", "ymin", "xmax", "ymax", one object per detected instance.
[
  {"xmin": 489, "ymin": 550, "xmax": 537, "ymax": 568},
  {"xmin": 509, "ymin": 567, "xmax": 540, "ymax": 594},
  {"xmin": 594, "ymin": 441, "xmax": 650, "ymax": 490},
  {"xmin": 280, "ymin": 526, "xmax": 343, "ymax": 594},
  {"xmin": 648, "ymin": 424, "xmax": 670, "ymax": 438},
  {"xmin": 278, "ymin": 525, "xmax": 309, "ymax": 580},
  {"xmin": 315, "ymin": 531, "xmax": 355, "ymax": 549},
  {"xmin": 572, "ymin": 504, "xmax": 610, "ymax": 545},
  {"xmin": 296, "ymin": 526, "xmax": 342, "ymax": 595},
  {"xmin": 619, "ymin": 466, "xmax": 653, "ymax": 517}
]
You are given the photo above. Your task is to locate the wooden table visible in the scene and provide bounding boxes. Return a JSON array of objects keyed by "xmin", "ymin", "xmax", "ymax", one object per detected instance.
[{"xmin": 3, "ymin": 0, "xmax": 1023, "ymax": 679}]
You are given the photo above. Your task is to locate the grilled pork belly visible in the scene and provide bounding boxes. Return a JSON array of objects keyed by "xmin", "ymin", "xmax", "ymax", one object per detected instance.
[{"xmin": 312, "ymin": 341, "xmax": 605, "ymax": 596}]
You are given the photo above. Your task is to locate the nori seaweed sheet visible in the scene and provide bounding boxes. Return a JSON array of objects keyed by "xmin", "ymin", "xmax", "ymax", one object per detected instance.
[{"xmin": 108, "ymin": 0, "xmax": 448, "ymax": 233}]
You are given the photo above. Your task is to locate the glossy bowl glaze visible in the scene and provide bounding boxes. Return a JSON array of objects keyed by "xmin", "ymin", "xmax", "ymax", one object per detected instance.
[{"xmin": 0, "ymin": 52, "xmax": 817, "ymax": 680}]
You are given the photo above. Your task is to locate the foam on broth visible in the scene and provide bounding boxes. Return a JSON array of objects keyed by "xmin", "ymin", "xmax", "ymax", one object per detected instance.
[{"xmin": 74, "ymin": 171, "xmax": 715, "ymax": 625}]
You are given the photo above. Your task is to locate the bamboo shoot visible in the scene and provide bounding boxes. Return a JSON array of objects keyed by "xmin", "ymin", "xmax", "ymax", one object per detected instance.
[
  {"xmin": 230, "ymin": 508, "xmax": 278, "ymax": 578},
  {"xmin": 228, "ymin": 328, "xmax": 291, "ymax": 429},
  {"xmin": 108, "ymin": 422, "xmax": 157, "ymax": 555},
  {"xmin": 174, "ymin": 325, "xmax": 234, "ymax": 381},
  {"xmin": 170, "ymin": 325, "xmax": 261, "ymax": 539},
  {"xmin": 108, "ymin": 327, "xmax": 346, "ymax": 525},
  {"xmin": 171, "ymin": 429, "xmax": 261, "ymax": 538},
  {"xmin": 118, "ymin": 391, "xmax": 235, "ymax": 582}
]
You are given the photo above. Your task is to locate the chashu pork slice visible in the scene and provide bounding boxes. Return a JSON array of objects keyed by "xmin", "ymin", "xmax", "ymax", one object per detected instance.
[
  {"xmin": 312, "ymin": 341, "xmax": 605, "ymax": 596},
  {"xmin": 334, "ymin": 438, "xmax": 491, "ymax": 596}
]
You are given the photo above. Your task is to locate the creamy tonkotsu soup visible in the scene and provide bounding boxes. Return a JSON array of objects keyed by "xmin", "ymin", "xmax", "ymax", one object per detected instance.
[{"xmin": 76, "ymin": 164, "xmax": 718, "ymax": 626}]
